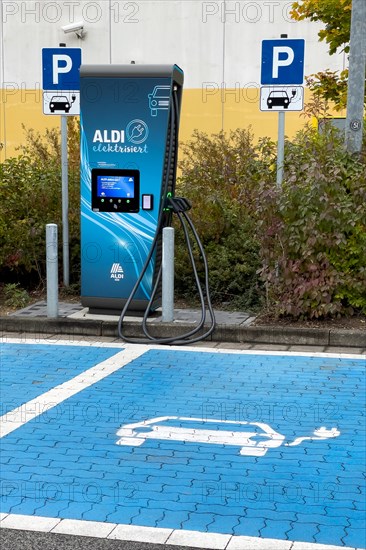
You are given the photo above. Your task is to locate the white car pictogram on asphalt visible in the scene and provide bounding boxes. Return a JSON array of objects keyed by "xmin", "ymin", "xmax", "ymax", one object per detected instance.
[{"xmin": 116, "ymin": 417, "xmax": 340, "ymax": 457}]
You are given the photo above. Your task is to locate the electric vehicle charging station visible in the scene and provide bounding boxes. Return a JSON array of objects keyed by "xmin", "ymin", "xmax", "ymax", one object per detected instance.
[
  {"xmin": 80, "ymin": 64, "xmax": 183, "ymax": 313},
  {"xmin": 80, "ymin": 63, "xmax": 215, "ymax": 344}
]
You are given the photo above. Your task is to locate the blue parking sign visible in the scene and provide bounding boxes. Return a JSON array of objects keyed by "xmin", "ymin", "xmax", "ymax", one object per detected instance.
[
  {"xmin": 261, "ymin": 39, "xmax": 305, "ymax": 85},
  {"xmin": 42, "ymin": 48, "xmax": 81, "ymax": 91}
]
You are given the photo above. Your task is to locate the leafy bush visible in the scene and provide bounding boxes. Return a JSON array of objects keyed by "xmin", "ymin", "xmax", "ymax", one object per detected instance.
[
  {"xmin": 1, "ymin": 115, "xmax": 365, "ymax": 319},
  {"xmin": 3, "ymin": 283, "xmax": 30, "ymax": 309},
  {"xmin": 0, "ymin": 119, "xmax": 80, "ymax": 287},
  {"xmin": 257, "ymin": 123, "xmax": 366, "ymax": 318},
  {"xmin": 175, "ymin": 129, "xmax": 276, "ymax": 310}
]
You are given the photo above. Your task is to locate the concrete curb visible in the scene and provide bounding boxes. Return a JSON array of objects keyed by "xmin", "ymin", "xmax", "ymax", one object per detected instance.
[{"xmin": 1, "ymin": 315, "xmax": 365, "ymax": 348}]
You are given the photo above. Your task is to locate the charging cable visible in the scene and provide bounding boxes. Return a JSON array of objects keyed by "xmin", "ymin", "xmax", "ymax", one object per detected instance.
[
  {"xmin": 117, "ymin": 194, "xmax": 216, "ymax": 345},
  {"xmin": 117, "ymin": 89, "xmax": 216, "ymax": 345}
]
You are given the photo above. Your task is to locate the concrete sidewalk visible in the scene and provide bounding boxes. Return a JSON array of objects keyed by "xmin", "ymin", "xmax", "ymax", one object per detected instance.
[{"xmin": 0, "ymin": 301, "xmax": 365, "ymax": 350}]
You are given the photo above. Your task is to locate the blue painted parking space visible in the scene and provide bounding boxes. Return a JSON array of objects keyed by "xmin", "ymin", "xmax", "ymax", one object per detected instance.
[
  {"xmin": 1, "ymin": 346, "xmax": 365, "ymax": 548},
  {"xmin": 0, "ymin": 343, "xmax": 122, "ymax": 415}
]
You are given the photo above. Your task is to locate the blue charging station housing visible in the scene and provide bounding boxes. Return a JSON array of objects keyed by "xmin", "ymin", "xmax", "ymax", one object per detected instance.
[{"xmin": 80, "ymin": 65, "xmax": 183, "ymax": 312}]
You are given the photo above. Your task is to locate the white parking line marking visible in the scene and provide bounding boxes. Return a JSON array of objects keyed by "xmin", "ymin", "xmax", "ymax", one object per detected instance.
[
  {"xmin": 0, "ymin": 514, "xmax": 358, "ymax": 550},
  {"xmin": 0, "ymin": 514, "xmax": 61, "ymax": 532},
  {"xmin": 51, "ymin": 518, "xmax": 117, "ymax": 538},
  {"xmin": 108, "ymin": 524, "xmax": 173, "ymax": 544},
  {"xmin": 2, "ymin": 337, "xmax": 365, "ymax": 359},
  {"xmin": 0, "ymin": 337, "xmax": 126, "ymax": 347},
  {"xmin": 166, "ymin": 529, "xmax": 231, "ymax": 548},
  {"xmin": 0, "ymin": 345, "xmax": 148, "ymax": 438}
]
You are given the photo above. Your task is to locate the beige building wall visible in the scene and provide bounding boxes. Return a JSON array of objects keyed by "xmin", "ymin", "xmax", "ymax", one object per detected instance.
[{"xmin": 0, "ymin": 0, "xmax": 346, "ymax": 161}]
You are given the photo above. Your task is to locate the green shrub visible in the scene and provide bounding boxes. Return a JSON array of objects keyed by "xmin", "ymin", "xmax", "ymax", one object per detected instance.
[
  {"xmin": 2, "ymin": 116, "xmax": 364, "ymax": 319},
  {"xmin": 175, "ymin": 129, "xmax": 276, "ymax": 310},
  {"xmin": 3, "ymin": 283, "xmax": 30, "ymax": 309},
  {"xmin": 257, "ymin": 123, "xmax": 366, "ymax": 318},
  {"xmin": 0, "ymin": 119, "xmax": 80, "ymax": 287}
]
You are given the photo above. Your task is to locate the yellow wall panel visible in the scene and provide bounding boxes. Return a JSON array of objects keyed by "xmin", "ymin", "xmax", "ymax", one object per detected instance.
[
  {"xmin": 1, "ymin": 90, "xmax": 58, "ymax": 161},
  {"xmin": 1, "ymin": 87, "xmax": 343, "ymax": 162},
  {"xmin": 0, "ymin": 97, "xmax": 5, "ymax": 162},
  {"xmin": 179, "ymin": 89, "xmax": 223, "ymax": 144}
]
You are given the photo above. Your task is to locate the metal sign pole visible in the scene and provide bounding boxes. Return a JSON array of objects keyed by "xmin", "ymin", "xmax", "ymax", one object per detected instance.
[
  {"xmin": 42, "ymin": 44, "xmax": 81, "ymax": 288},
  {"xmin": 276, "ymin": 111, "xmax": 285, "ymax": 186},
  {"xmin": 61, "ymin": 115, "xmax": 69, "ymax": 287},
  {"xmin": 261, "ymin": 34, "xmax": 303, "ymax": 187},
  {"xmin": 345, "ymin": 0, "xmax": 366, "ymax": 153}
]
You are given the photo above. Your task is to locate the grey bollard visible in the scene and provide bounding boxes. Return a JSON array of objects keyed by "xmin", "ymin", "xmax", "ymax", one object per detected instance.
[
  {"xmin": 162, "ymin": 227, "xmax": 175, "ymax": 322},
  {"xmin": 46, "ymin": 224, "xmax": 59, "ymax": 318}
]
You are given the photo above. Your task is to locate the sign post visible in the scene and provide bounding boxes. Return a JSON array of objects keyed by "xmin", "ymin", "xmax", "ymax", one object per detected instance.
[
  {"xmin": 61, "ymin": 115, "xmax": 69, "ymax": 286},
  {"xmin": 261, "ymin": 37, "xmax": 305, "ymax": 186},
  {"xmin": 345, "ymin": 0, "xmax": 366, "ymax": 153},
  {"xmin": 42, "ymin": 47, "xmax": 81, "ymax": 286},
  {"xmin": 277, "ymin": 111, "xmax": 285, "ymax": 187}
]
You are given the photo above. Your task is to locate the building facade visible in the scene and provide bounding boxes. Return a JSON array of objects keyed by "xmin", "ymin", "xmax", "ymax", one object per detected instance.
[{"xmin": 0, "ymin": 0, "xmax": 346, "ymax": 161}]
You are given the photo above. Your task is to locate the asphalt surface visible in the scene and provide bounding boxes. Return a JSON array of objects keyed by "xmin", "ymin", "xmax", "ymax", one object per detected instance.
[{"xmin": 0, "ymin": 529, "xmax": 200, "ymax": 550}]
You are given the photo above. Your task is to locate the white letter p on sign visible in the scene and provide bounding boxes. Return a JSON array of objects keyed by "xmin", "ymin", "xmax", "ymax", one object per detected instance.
[
  {"xmin": 52, "ymin": 55, "xmax": 72, "ymax": 85},
  {"xmin": 272, "ymin": 46, "xmax": 294, "ymax": 79}
]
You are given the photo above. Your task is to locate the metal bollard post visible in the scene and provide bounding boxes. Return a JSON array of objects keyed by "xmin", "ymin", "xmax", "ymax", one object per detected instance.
[
  {"xmin": 46, "ymin": 224, "xmax": 59, "ymax": 318},
  {"xmin": 162, "ymin": 227, "xmax": 175, "ymax": 322}
]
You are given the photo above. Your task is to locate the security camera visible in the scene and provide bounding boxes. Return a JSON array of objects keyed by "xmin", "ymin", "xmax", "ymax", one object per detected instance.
[
  {"xmin": 61, "ymin": 21, "xmax": 85, "ymax": 38},
  {"xmin": 61, "ymin": 21, "xmax": 84, "ymax": 33}
]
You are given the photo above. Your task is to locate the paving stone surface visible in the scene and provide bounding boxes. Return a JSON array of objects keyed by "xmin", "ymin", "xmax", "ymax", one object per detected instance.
[
  {"xmin": 0, "ymin": 341, "xmax": 365, "ymax": 549},
  {"xmin": 0, "ymin": 343, "xmax": 121, "ymax": 415}
]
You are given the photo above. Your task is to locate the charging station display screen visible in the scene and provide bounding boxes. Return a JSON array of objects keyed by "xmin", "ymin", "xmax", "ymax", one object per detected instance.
[
  {"xmin": 92, "ymin": 169, "xmax": 140, "ymax": 212},
  {"xmin": 97, "ymin": 175, "xmax": 135, "ymax": 199}
]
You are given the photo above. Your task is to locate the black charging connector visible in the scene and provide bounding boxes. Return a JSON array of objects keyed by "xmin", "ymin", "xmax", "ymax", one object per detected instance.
[{"xmin": 165, "ymin": 196, "xmax": 192, "ymax": 213}]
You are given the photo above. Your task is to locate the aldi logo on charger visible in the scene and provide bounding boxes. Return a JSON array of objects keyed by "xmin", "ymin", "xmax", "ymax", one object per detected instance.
[
  {"xmin": 261, "ymin": 39, "xmax": 305, "ymax": 85},
  {"xmin": 110, "ymin": 263, "xmax": 124, "ymax": 281}
]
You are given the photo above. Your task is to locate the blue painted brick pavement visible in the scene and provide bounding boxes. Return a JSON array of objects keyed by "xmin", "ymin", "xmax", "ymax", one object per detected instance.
[
  {"xmin": 0, "ymin": 343, "xmax": 121, "ymax": 414},
  {"xmin": 0, "ymin": 347, "xmax": 365, "ymax": 548}
]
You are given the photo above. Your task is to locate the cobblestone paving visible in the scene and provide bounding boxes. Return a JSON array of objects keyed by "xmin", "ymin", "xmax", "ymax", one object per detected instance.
[
  {"xmin": 0, "ymin": 343, "xmax": 122, "ymax": 415},
  {"xmin": 0, "ymin": 342, "xmax": 365, "ymax": 549}
]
